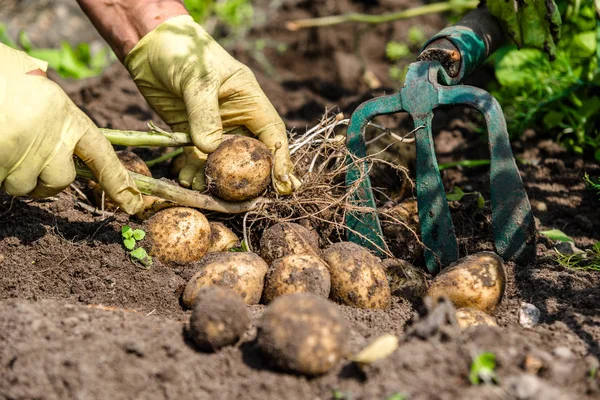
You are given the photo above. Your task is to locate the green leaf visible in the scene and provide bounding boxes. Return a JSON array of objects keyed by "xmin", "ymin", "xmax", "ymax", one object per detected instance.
[
  {"xmin": 540, "ymin": 229, "xmax": 574, "ymax": 242},
  {"xmin": 446, "ymin": 187, "xmax": 465, "ymax": 202},
  {"xmin": 123, "ymin": 238, "xmax": 136, "ymax": 250},
  {"xmin": 386, "ymin": 394, "xmax": 407, "ymax": 400},
  {"xmin": 0, "ymin": 23, "xmax": 17, "ymax": 48},
  {"xmin": 133, "ymin": 229, "xmax": 146, "ymax": 241},
  {"xmin": 494, "ymin": 48, "xmax": 551, "ymax": 87},
  {"xmin": 27, "ymin": 48, "xmax": 62, "ymax": 70},
  {"xmin": 121, "ymin": 225, "xmax": 133, "ymax": 239},
  {"xmin": 469, "ymin": 352, "xmax": 498, "ymax": 385},
  {"xmin": 130, "ymin": 247, "xmax": 148, "ymax": 260},
  {"xmin": 386, "ymin": 41, "xmax": 410, "ymax": 61},
  {"xmin": 476, "ymin": 193, "xmax": 486, "ymax": 209},
  {"xmin": 18, "ymin": 30, "xmax": 32, "ymax": 52}
]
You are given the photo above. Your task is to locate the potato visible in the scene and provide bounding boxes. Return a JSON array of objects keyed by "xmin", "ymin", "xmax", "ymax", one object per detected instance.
[
  {"xmin": 455, "ymin": 308, "xmax": 498, "ymax": 330},
  {"xmin": 208, "ymin": 222, "xmax": 240, "ymax": 252},
  {"xmin": 260, "ymin": 222, "xmax": 320, "ymax": 265},
  {"xmin": 322, "ymin": 242, "xmax": 391, "ymax": 309},
  {"xmin": 427, "ymin": 252, "xmax": 506, "ymax": 313},
  {"xmin": 262, "ymin": 254, "xmax": 331, "ymax": 303},
  {"xmin": 382, "ymin": 258, "xmax": 428, "ymax": 301},
  {"xmin": 182, "ymin": 252, "xmax": 268, "ymax": 307},
  {"xmin": 205, "ymin": 136, "xmax": 272, "ymax": 201},
  {"xmin": 92, "ymin": 150, "xmax": 159, "ymax": 212},
  {"xmin": 381, "ymin": 198, "xmax": 423, "ymax": 263},
  {"xmin": 257, "ymin": 293, "xmax": 348, "ymax": 375},
  {"xmin": 145, "ymin": 207, "xmax": 211, "ymax": 264},
  {"xmin": 188, "ymin": 286, "xmax": 250, "ymax": 351}
]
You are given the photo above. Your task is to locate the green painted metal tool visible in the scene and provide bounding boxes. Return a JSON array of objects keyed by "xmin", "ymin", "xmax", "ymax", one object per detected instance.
[{"xmin": 345, "ymin": 8, "xmax": 536, "ymax": 274}]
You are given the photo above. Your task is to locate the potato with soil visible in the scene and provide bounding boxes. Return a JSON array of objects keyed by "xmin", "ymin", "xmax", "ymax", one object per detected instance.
[
  {"xmin": 92, "ymin": 150, "xmax": 159, "ymax": 212},
  {"xmin": 260, "ymin": 222, "xmax": 320, "ymax": 265},
  {"xmin": 382, "ymin": 258, "xmax": 428, "ymax": 301},
  {"xmin": 381, "ymin": 198, "xmax": 423, "ymax": 263},
  {"xmin": 207, "ymin": 222, "xmax": 239, "ymax": 252},
  {"xmin": 427, "ymin": 252, "xmax": 506, "ymax": 314},
  {"xmin": 145, "ymin": 207, "xmax": 211, "ymax": 264},
  {"xmin": 455, "ymin": 308, "xmax": 498, "ymax": 330},
  {"xmin": 257, "ymin": 293, "xmax": 348, "ymax": 375},
  {"xmin": 322, "ymin": 242, "xmax": 391, "ymax": 309},
  {"xmin": 205, "ymin": 136, "xmax": 272, "ymax": 201},
  {"xmin": 182, "ymin": 252, "xmax": 268, "ymax": 307},
  {"xmin": 188, "ymin": 286, "xmax": 250, "ymax": 351},
  {"xmin": 262, "ymin": 254, "xmax": 331, "ymax": 303}
]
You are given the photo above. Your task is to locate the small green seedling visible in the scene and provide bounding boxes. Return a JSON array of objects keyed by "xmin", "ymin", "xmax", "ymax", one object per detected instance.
[
  {"xmin": 540, "ymin": 229, "xmax": 573, "ymax": 243},
  {"xmin": 584, "ymin": 173, "xmax": 600, "ymax": 199},
  {"xmin": 332, "ymin": 390, "xmax": 352, "ymax": 400},
  {"xmin": 228, "ymin": 239, "xmax": 249, "ymax": 252},
  {"xmin": 386, "ymin": 393, "xmax": 407, "ymax": 400},
  {"xmin": 122, "ymin": 225, "xmax": 152, "ymax": 268},
  {"xmin": 469, "ymin": 352, "xmax": 498, "ymax": 385},
  {"xmin": 446, "ymin": 186, "xmax": 485, "ymax": 209}
]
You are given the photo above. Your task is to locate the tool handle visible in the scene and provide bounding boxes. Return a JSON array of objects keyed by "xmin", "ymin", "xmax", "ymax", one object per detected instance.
[{"xmin": 417, "ymin": 7, "xmax": 505, "ymax": 84}]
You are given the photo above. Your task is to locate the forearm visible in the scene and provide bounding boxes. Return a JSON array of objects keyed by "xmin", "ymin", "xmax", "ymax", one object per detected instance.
[{"xmin": 77, "ymin": 0, "xmax": 188, "ymax": 61}]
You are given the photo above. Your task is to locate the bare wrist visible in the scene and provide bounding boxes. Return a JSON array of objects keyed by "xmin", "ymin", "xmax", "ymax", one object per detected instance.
[{"xmin": 78, "ymin": 0, "xmax": 189, "ymax": 61}]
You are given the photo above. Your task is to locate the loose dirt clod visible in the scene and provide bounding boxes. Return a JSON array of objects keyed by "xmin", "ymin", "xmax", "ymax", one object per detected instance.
[
  {"xmin": 455, "ymin": 308, "xmax": 498, "ymax": 330},
  {"xmin": 427, "ymin": 252, "xmax": 506, "ymax": 314},
  {"xmin": 381, "ymin": 198, "xmax": 423, "ymax": 263},
  {"xmin": 257, "ymin": 293, "xmax": 348, "ymax": 376},
  {"xmin": 182, "ymin": 252, "xmax": 268, "ymax": 307},
  {"xmin": 188, "ymin": 286, "xmax": 250, "ymax": 352},
  {"xmin": 145, "ymin": 207, "xmax": 211, "ymax": 264},
  {"xmin": 205, "ymin": 136, "xmax": 272, "ymax": 201},
  {"xmin": 382, "ymin": 258, "xmax": 428, "ymax": 301},
  {"xmin": 322, "ymin": 242, "xmax": 391, "ymax": 309},
  {"xmin": 262, "ymin": 254, "xmax": 331, "ymax": 303},
  {"xmin": 259, "ymin": 222, "xmax": 321, "ymax": 265},
  {"xmin": 207, "ymin": 222, "xmax": 240, "ymax": 252}
]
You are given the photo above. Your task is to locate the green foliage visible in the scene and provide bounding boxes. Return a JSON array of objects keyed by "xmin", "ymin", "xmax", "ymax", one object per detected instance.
[
  {"xmin": 555, "ymin": 241, "xmax": 600, "ymax": 271},
  {"xmin": 228, "ymin": 239, "xmax": 249, "ymax": 252},
  {"xmin": 184, "ymin": 0, "xmax": 253, "ymax": 35},
  {"xmin": 122, "ymin": 225, "xmax": 152, "ymax": 268},
  {"xmin": 386, "ymin": 394, "xmax": 407, "ymax": 400},
  {"xmin": 469, "ymin": 352, "xmax": 498, "ymax": 385},
  {"xmin": 332, "ymin": 390, "xmax": 352, "ymax": 400},
  {"xmin": 0, "ymin": 24, "xmax": 113, "ymax": 79},
  {"xmin": 386, "ymin": 42, "xmax": 411, "ymax": 61},
  {"xmin": 446, "ymin": 186, "xmax": 486, "ymax": 209},
  {"xmin": 489, "ymin": 0, "xmax": 600, "ymax": 160},
  {"xmin": 540, "ymin": 229, "xmax": 574, "ymax": 242},
  {"xmin": 584, "ymin": 173, "xmax": 600, "ymax": 198}
]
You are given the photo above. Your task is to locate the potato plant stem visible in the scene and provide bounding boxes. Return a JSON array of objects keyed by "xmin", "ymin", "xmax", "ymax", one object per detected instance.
[
  {"xmin": 100, "ymin": 128, "xmax": 192, "ymax": 147},
  {"xmin": 75, "ymin": 166, "xmax": 264, "ymax": 214},
  {"xmin": 145, "ymin": 148, "xmax": 185, "ymax": 167},
  {"xmin": 285, "ymin": 1, "xmax": 478, "ymax": 31}
]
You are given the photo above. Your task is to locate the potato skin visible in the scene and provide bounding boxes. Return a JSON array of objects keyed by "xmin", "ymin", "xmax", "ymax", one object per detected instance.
[
  {"xmin": 205, "ymin": 136, "xmax": 272, "ymax": 201},
  {"xmin": 260, "ymin": 222, "xmax": 320, "ymax": 265},
  {"xmin": 455, "ymin": 308, "xmax": 498, "ymax": 330},
  {"xmin": 262, "ymin": 254, "xmax": 331, "ymax": 303},
  {"xmin": 146, "ymin": 207, "xmax": 211, "ymax": 264},
  {"xmin": 189, "ymin": 286, "xmax": 250, "ymax": 351},
  {"xmin": 182, "ymin": 252, "xmax": 268, "ymax": 307},
  {"xmin": 207, "ymin": 222, "xmax": 240, "ymax": 252},
  {"xmin": 427, "ymin": 251, "xmax": 506, "ymax": 314},
  {"xmin": 322, "ymin": 242, "xmax": 391, "ymax": 310},
  {"xmin": 257, "ymin": 293, "xmax": 348, "ymax": 375}
]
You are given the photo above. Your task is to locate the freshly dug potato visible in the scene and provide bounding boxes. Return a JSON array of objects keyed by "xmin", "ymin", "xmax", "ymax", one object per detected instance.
[
  {"xmin": 260, "ymin": 222, "xmax": 320, "ymax": 265},
  {"xmin": 427, "ymin": 252, "xmax": 506, "ymax": 314},
  {"xmin": 382, "ymin": 258, "xmax": 428, "ymax": 301},
  {"xmin": 145, "ymin": 207, "xmax": 211, "ymax": 264},
  {"xmin": 208, "ymin": 222, "xmax": 239, "ymax": 252},
  {"xmin": 92, "ymin": 150, "xmax": 159, "ymax": 212},
  {"xmin": 381, "ymin": 198, "xmax": 423, "ymax": 263},
  {"xmin": 455, "ymin": 308, "xmax": 498, "ymax": 330},
  {"xmin": 205, "ymin": 136, "xmax": 272, "ymax": 201},
  {"xmin": 182, "ymin": 252, "xmax": 268, "ymax": 307},
  {"xmin": 189, "ymin": 286, "xmax": 250, "ymax": 351},
  {"xmin": 262, "ymin": 254, "xmax": 331, "ymax": 303},
  {"xmin": 257, "ymin": 293, "xmax": 348, "ymax": 375},
  {"xmin": 322, "ymin": 242, "xmax": 391, "ymax": 309}
]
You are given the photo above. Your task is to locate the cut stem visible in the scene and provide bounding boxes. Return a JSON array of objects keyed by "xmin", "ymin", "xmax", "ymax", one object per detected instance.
[
  {"xmin": 286, "ymin": 1, "xmax": 478, "ymax": 31},
  {"xmin": 100, "ymin": 128, "xmax": 192, "ymax": 147}
]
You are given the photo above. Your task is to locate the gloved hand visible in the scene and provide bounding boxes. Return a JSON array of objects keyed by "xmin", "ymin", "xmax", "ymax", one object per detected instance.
[
  {"xmin": 124, "ymin": 15, "xmax": 301, "ymax": 194},
  {"xmin": 0, "ymin": 44, "xmax": 143, "ymax": 214}
]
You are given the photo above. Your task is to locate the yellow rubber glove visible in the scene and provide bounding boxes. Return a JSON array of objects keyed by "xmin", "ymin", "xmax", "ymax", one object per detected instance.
[
  {"xmin": 0, "ymin": 44, "xmax": 143, "ymax": 214},
  {"xmin": 124, "ymin": 15, "xmax": 300, "ymax": 194}
]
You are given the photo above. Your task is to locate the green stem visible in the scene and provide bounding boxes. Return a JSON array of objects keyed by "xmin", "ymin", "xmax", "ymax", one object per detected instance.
[
  {"xmin": 438, "ymin": 159, "xmax": 491, "ymax": 170},
  {"xmin": 100, "ymin": 128, "xmax": 192, "ymax": 147},
  {"xmin": 75, "ymin": 166, "xmax": 265, "ymax": 214},
  {"xmin": 286, "ymin": 1, "xmax": 478, "ymax": 30},
  {"xmin": 145, "ymin": 148, "xmax": 185, "ymax": 167}
]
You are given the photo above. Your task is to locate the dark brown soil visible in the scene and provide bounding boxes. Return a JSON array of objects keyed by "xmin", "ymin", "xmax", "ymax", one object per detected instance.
[{"xmin": 1, "ymin": 1, "xmax": 600, "ymax": 399}]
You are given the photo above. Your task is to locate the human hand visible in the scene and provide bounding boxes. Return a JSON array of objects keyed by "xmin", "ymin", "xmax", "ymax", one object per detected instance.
[
  {"xmin": 124, "ymin": 15, "xmax": 301, "ymax": 194},
  {"xmin": 0, "ymin": 44, "xmax": 143, "ymax": 214}
]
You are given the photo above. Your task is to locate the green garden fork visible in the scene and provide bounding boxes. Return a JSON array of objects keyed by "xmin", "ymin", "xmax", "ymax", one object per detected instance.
[{"xmin": 345, "ymin": 8, "xmax": 536, "ymax": 274}]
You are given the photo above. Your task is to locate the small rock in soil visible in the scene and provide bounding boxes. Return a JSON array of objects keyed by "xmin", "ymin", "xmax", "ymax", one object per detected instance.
[
  {"xmin": 519, "ymin": 303, "xmax": 541, "ymax": 328},
  {"xmin": 552, "ymin": 346, "xmax": 573, "ymax": 359},
  {"xmin": 555, "ymin": 241, "xmax": 583, "ymax": 255}
]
